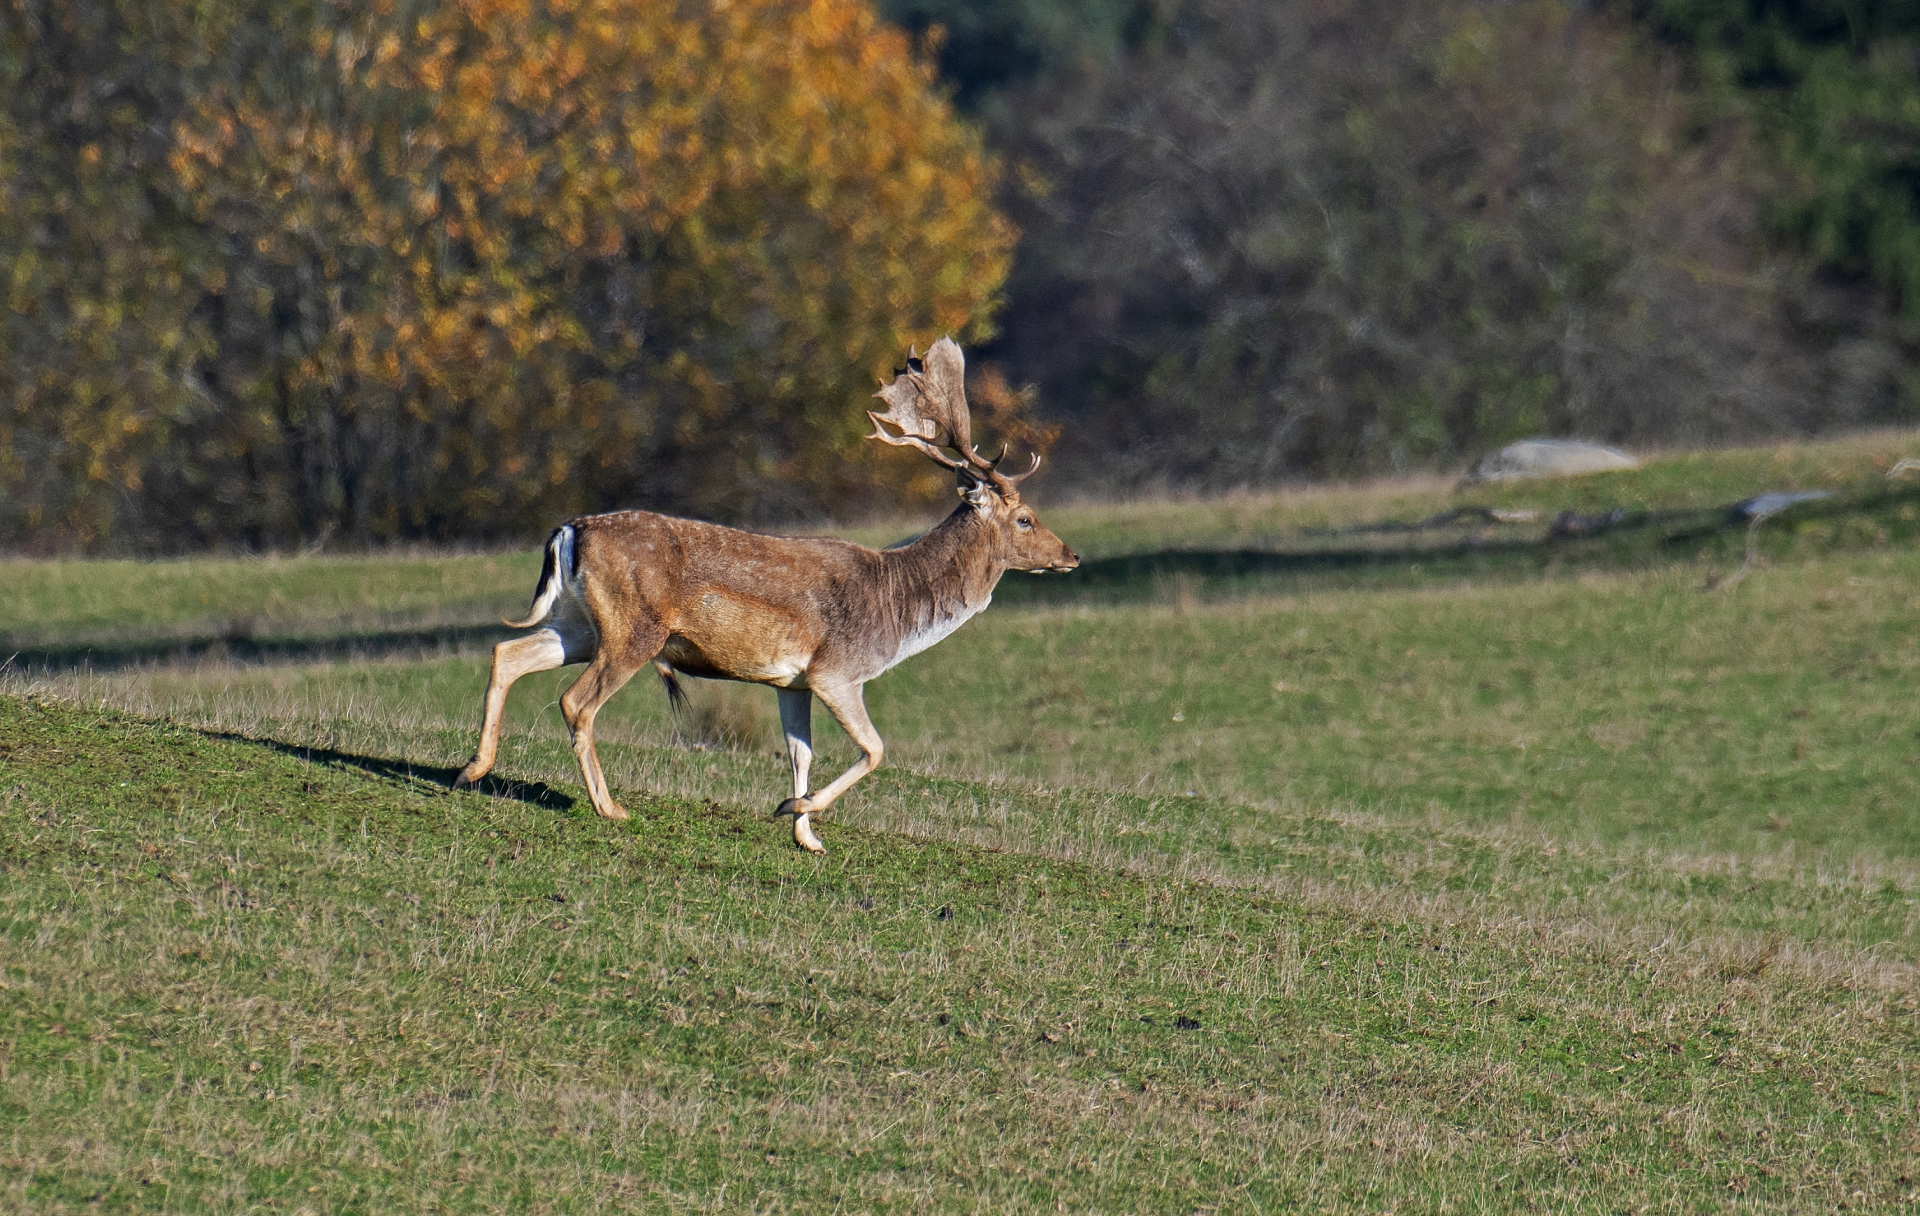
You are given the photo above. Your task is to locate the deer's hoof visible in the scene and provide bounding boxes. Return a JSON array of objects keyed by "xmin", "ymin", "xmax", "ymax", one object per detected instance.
[
  {"xmin": 792, "ymin": 812, "xmax": 826, "ymax": 855},
  {"xmin": 452, "ymin": 762, "xmax": 485, "ymax": 790},
  {"xmin": 597, "ymin": 803, "xmax": 630, "ymax": 821}
]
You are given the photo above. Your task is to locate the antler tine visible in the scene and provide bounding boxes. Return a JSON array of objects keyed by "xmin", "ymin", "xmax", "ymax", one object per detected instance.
[
  {"xmin": 866, "ymin": 412, "xmax": 967, "ymax": 471},
  {"xmin": 990, "ymin": 450, "xmax": 1043, "ymax": 493}
]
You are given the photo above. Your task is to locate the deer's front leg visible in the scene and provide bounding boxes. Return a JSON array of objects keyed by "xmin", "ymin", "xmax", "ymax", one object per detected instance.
[
  {"xmin": 773, "ymin": 686, "xmax": 822, "ymax": 852},
  {"xmin": 777, "ymin": 679, "xmax": 883, "ymax": 854}
]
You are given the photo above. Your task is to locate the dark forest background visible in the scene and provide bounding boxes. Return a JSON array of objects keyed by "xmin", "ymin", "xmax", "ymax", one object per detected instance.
[
  {"xmin": 888, "ymin": 0, "xmax": 1920, "ymax": 492},
  {"xmin": 5, "ymin": 0, "xmax": 1920, "ymax": 550}
]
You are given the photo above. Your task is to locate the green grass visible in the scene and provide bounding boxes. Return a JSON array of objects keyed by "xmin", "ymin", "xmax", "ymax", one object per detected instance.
[
  {"xmin": 32, "ymin": 543, "xmax": 1917, "ymax": 985},
  {"xmin": 3, "ymin": 697, "xmax": 1916, "ymax": 1212},
  {"xmin": 1002, "ymin": 428, "xmax": 1920, "ymax": 593},
  {"xmin": 7, "ymin": 428, "xmax": 1917, "ymax": 662},
  {"xmin": 55, "ymin": 546, "xmax": 1920, "ymax": 852},
  {"xmin": 0, "ymin": 551, "xmax": 542, "ymax": 663},
  {"xmin": 6, "ymin": 429, "xmax": 1920, "ymax": 1210}
]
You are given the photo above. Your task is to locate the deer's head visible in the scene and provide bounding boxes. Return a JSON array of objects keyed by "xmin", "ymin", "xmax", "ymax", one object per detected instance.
[{"xmin": 868, "ymin": 339, "xmax": 1078, "ymax": 574}]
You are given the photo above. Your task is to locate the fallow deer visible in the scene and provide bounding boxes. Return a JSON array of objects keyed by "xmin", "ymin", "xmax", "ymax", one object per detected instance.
[{"xmin": 453, "ymin": 338, "xmax": 1078, "ymax": 852}]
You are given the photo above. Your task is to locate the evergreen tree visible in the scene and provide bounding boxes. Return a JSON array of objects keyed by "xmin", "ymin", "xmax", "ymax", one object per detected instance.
[{"xmin": 1626, "ymin": 1, "xmax": 1920, "ymax": 314}]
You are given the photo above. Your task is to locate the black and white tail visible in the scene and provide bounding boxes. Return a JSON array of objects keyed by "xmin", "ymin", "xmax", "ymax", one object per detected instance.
[{"xmin": 503, "ymin": 525, "xmax": 575, "ymax": 629}]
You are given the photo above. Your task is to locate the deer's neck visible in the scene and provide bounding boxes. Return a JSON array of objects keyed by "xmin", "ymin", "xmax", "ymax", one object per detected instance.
[{"xmin": 874, "ymin": 506, "xmax": 1004, "ymax": 667}]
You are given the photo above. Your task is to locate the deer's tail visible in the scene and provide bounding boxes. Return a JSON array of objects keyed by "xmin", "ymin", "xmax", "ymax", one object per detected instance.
[
  {"xmin": 657, "ymin": 664, "xmax": 690, "ymax": 716},
  {"xmin": 503, "ymin": 525, "xmax": 575, "ymax": 629}
]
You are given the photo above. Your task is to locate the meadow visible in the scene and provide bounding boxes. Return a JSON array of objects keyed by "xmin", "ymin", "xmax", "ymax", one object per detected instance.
[{"xmin": 3, "ymin": 430, "xmax": 1918, "ymax": 1211}]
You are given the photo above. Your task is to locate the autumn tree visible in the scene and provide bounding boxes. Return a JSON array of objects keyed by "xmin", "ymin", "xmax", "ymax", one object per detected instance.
[
  {"xmin": 0, "ymin": 0, "xmax": 232, "ymax": 548},
  {"xmin": 0, "ymin": 0, "xmax": 1014, "ymax": 551}
]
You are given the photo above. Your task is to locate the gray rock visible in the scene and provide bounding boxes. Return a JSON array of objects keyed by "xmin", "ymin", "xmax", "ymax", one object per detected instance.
[
  {"xmin": 1728, "ymin": 490, "xmax": 1832, "ymax": 522},
  {"xmin": 1471, "ymin": 439, "xmax": 1639, "ymax": 482}
]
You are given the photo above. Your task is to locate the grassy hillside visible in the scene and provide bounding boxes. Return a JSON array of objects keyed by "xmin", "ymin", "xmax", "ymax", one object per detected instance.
[
  {"xmin": 6, "ymin": 428, "xmax": 1916, "ymax": 665},
  {"xmin": 5, "ymin": 430, "xmax": 1918, "ymax": 1210},
  {"xmin": 0, "ymin": 551, "xmax": 540, "ymax": 666},
  {"xmin": 2, "ymin": 697, "xmax": 1915, "ymax": 1212},
  {"xmin": 48, "ymin": 545, "xmax": 1920, "ymax": 870}
]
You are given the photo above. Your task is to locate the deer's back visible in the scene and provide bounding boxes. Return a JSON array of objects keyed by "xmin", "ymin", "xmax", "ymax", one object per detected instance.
[{"xmin": 571, "ymin": 510, "xmax": 890, "ymax": 682}]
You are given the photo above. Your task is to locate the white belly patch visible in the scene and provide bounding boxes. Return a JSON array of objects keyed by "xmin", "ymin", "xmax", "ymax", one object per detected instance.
[{"xmin": 760, "ymin": 658, "xmax": 810, "ymax": 688}]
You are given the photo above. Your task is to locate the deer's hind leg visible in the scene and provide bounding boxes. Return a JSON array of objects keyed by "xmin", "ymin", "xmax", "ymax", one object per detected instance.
[
  {"xmin": 559, "ymin": 629, "xmax": 665, "ymax": 821},
  {"xmin": 456, "ymin": 629, "xmax": 569, "ymax": 789}
]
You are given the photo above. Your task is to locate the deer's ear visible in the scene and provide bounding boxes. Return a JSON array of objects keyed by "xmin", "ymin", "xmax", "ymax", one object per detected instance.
[{"xmin": 956, "ymin": 468, "xmax": 994, "ymax": 512}]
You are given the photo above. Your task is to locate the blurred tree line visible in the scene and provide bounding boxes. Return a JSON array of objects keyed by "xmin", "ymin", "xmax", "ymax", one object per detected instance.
[
  {"xmin": 5, "ymin": 0, "xmax": 1918, "ymax": 550},
  {"xmin": 0, "ymin": 0, "xmax": 1009, "ymax": 550},
  {"xmin": 890, "ymin": 0, "xmax": 1920, "ymax": 491},
  {"xmin": 1631, "ymin": 1, "xmax": 1920, "ymax": 313}
]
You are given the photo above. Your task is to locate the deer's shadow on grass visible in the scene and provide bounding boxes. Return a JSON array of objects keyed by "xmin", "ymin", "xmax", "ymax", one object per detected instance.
[
  {"xmin": 5, "ymin": 622, "xmax": 512, "ymax": 675},
  {"xmin": 218, "ymin": 732, "xmax": 576, "ymax": 810}
]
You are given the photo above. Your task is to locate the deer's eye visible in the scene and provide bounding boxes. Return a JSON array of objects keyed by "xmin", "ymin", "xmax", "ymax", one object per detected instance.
[{"xmin": 1016, "ymin": 516, "xmax": 1033, "ymax": 531}]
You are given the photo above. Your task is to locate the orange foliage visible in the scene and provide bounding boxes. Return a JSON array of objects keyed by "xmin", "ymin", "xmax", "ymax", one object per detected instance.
[{"xmin": 3, "ymin": 0, "xmax": 1013, "ymax": 548}]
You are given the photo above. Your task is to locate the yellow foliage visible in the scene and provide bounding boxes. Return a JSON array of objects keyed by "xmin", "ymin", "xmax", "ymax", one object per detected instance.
[{"xmin": 2, "ymin": 0, "xmax": 1013, "ymax": 549}]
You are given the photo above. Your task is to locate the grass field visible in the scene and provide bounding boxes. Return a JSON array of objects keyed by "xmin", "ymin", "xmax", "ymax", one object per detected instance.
[{"xmin": 4, "ymin": 431, "xmax": 1919, "ymax": 1211}]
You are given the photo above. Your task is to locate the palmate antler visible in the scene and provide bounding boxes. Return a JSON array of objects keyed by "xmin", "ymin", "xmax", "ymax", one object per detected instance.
[{"xmin": 867, "ymin": 337, "xmax": 1040, "ymax": 495}]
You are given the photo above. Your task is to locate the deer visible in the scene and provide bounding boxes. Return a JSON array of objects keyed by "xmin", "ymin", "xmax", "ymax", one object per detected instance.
[{"xmin": 452, "ymin": 338, "xmax": 1078, "ymax": 852}]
